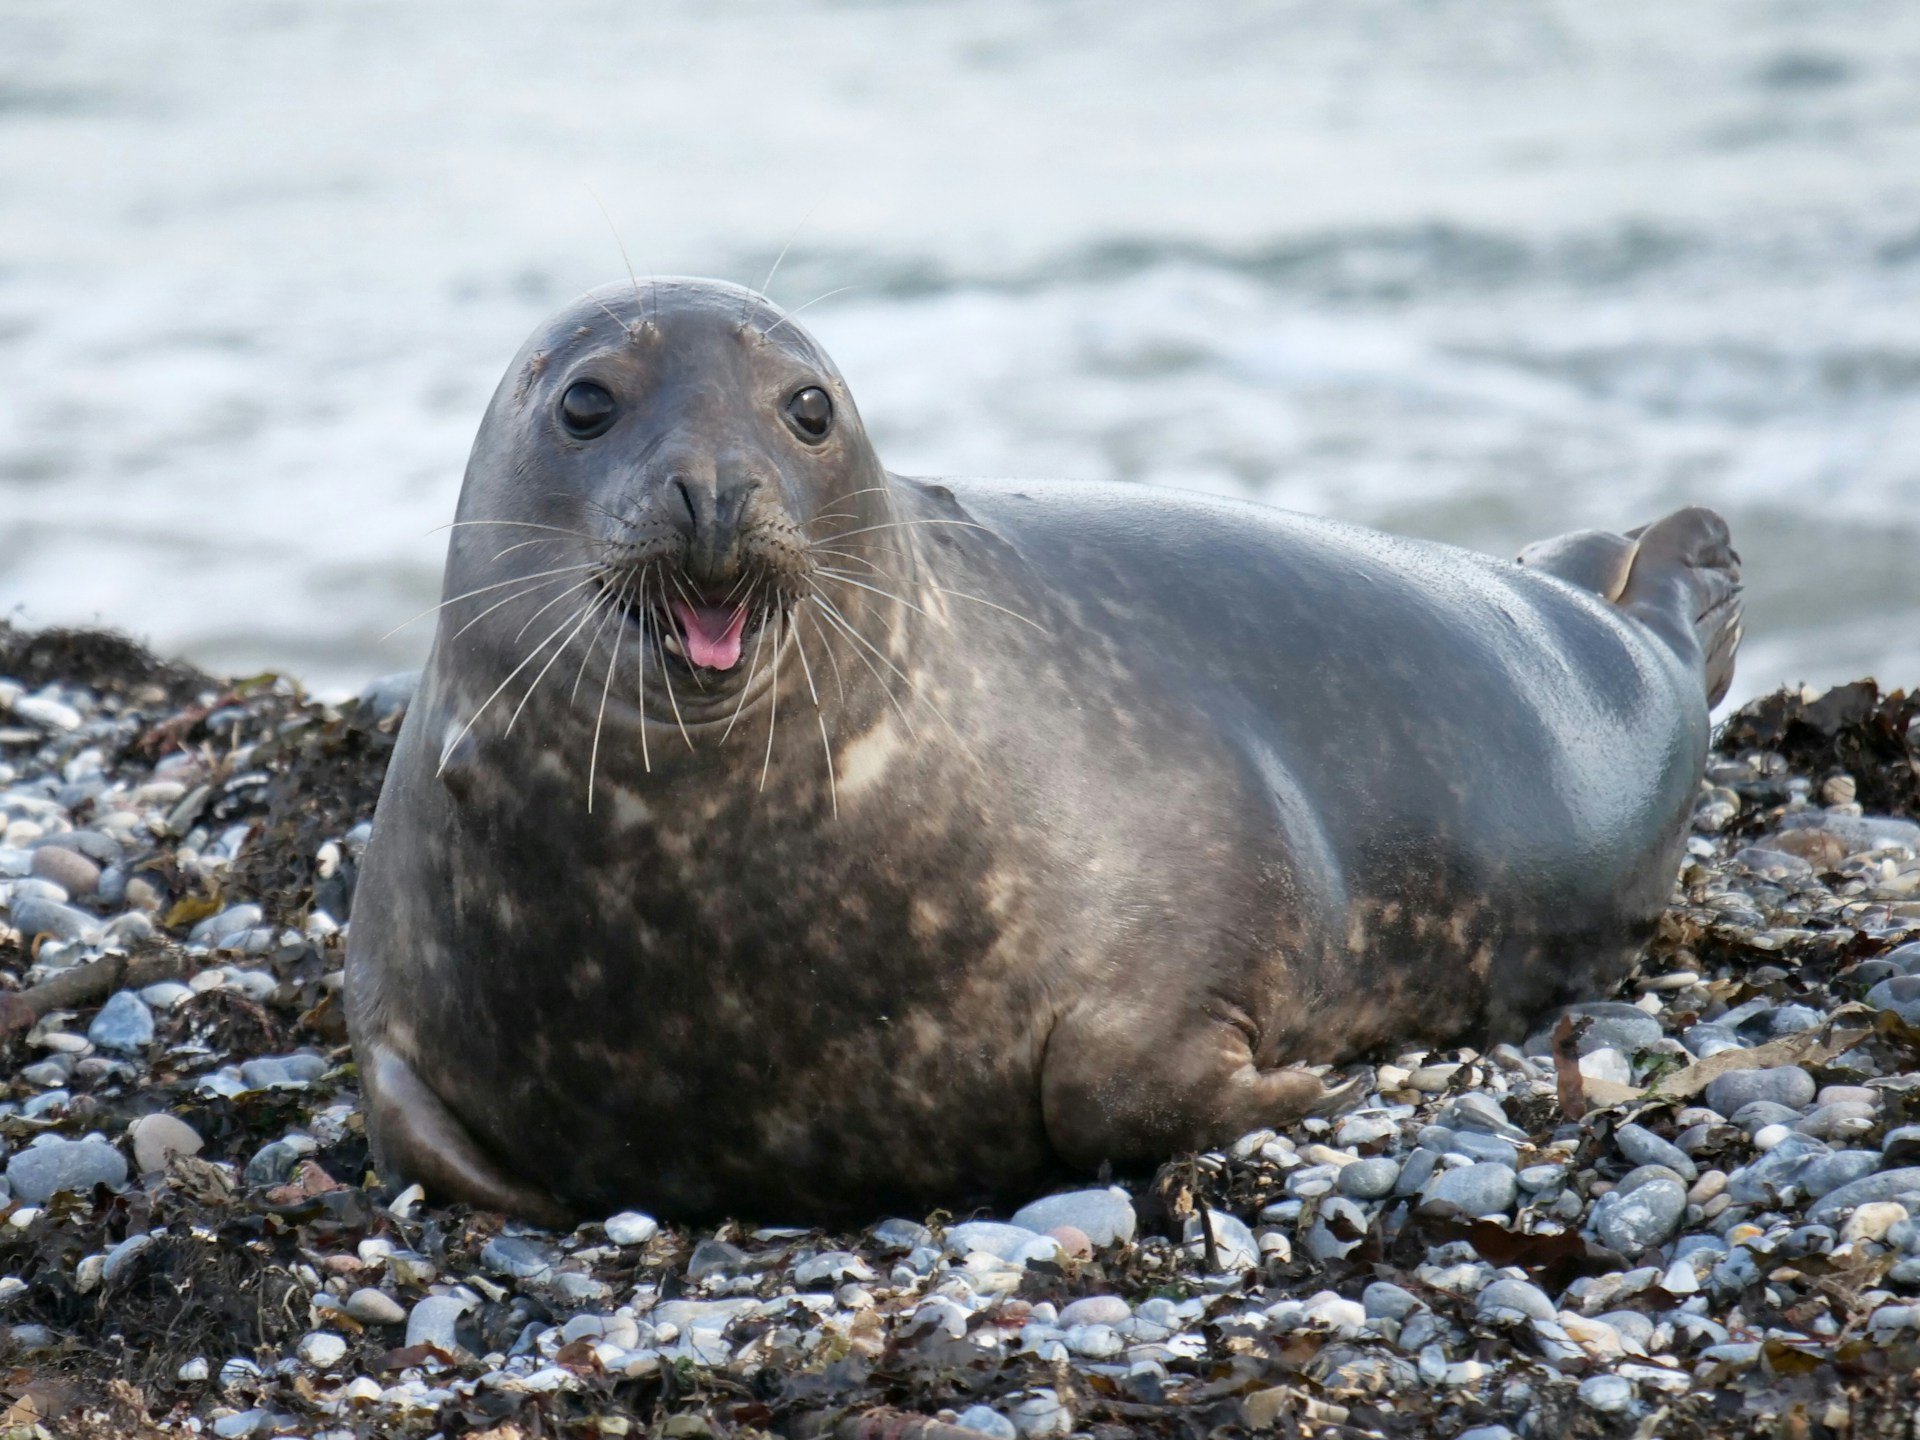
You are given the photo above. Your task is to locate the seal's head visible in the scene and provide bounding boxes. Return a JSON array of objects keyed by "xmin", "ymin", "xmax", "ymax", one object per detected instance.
[{"xmin": 438, "ymin": 277, "xmax": 892, "ymax": 738}]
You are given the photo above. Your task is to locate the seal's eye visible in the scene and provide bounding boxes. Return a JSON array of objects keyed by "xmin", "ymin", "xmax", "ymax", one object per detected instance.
[
  {"xmin": 785, "ymin": 386, "xmax": 833, "ymax": 441},
  {"xmin": 559, "ymin": 381, "xmax": 617, "ymax": 439}
]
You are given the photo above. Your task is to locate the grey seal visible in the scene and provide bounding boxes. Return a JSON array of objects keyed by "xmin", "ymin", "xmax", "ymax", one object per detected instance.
[{"xmin": 345, "ymin": 277, "xmax": 1741, "ymax": 1223}]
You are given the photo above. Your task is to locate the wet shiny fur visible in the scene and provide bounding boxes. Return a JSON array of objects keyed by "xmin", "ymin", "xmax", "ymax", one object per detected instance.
[{"xmin": 346, "ymin": 278, "xmax": 1740, "ymax": 1223}]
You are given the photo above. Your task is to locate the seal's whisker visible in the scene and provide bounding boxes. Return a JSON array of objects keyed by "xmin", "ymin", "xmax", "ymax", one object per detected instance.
[
  {"xmin": 806, "ymin": 598, "xmax": 920, "ymax": 742},
  {"xmin": 803, "ymin": 511, "xmax": 861, "ymax": 529},
  {"xmin": 570, "ymin": 582, "xmax": 626, "ymax": 704},
  {"xmin": 650, "ymin": 570, "xmax": 694, "ymax": 751},
  {"xmin": 514, "ymin": 576, "xmax": 600, "ymax": 643},
  {"xmin": 435, "ymin": 519, "xmax": 600, "ymax": 541},
  {"xmin": 508, "ymin": 589, "xmax": 611, "ymax": 735},
  {"xmin": 807, "ymin": 546, "xmax": 890, "ymax": 575},
  {"xmin": 450, "ymin": 574, "xmax": 595, "ymax": 643},
  {"xmin": 812, "ymin": 518, "xmax": 992, "ymax": 544},
  {"xmin": 488, "ymin": 537, "xmax": 570, "ymax": 563},
  {"xmin": 381, "ymin": 563, "xmax": 601, "ymax": 640},
  {"xmin": 790, "ymin": 621, "xmax": 837, "ymax": 819},
  {"xmin": 759, "ymin": 610, "xmax": 783, "ymax": 793},
  {"xmin": 800, "ymin": 609, "xmax": 847, "ymax": 703},
  {"xmin": 927, "ymin": 584, "xmax": 1051, "ymax": 634},
  {"xmin": 809, "ymin": 584, "xmax": 972, "ymax": 753},
  {"xmin": 587, "ymin": 573, "xmax": 631, "ymax": 811},
  {"xmin": 437, "ymin": 593, "xmax": 599, "ymax": 776},
  {"xmin": 635, "ymin": 565, "xmax": 652, "ymax": 773},
  {"xmin": 720, "ymin": 591, "xmax": 773, "ymax": 744},
  {"xmin": 814, "ymin": 568, "xmax": 935, "ymax": 619},
  {"xmin": 760, "ymin": 285, "xmax": 858, "ymax": 340}
]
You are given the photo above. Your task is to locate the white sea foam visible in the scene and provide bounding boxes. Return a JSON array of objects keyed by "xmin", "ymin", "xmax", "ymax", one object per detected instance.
[{"xmin": 2, "ymin": 1, "xmax": 1917, "ymax": 700}]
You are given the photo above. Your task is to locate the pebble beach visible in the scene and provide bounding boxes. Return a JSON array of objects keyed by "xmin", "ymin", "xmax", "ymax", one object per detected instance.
[{"xmin": 2, "ymin": 623, "xmax": 1920, "ymax": 1438}]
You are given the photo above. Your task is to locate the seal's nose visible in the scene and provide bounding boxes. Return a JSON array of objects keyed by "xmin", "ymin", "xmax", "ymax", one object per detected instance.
[{"xmin": 663, "ymin": 468, "xmax": 758, "ymax": 582}]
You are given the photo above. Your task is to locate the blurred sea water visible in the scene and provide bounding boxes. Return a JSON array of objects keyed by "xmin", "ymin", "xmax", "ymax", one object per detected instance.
[{"xmin": 3, "ymin": 0, "xmax": 1919, "ymax": 703}]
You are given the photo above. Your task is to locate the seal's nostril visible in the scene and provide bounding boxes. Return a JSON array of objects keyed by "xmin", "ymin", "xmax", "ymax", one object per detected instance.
[{"xmin": 670, "ymin": 476, "xmax": 698, "ymax": 529}]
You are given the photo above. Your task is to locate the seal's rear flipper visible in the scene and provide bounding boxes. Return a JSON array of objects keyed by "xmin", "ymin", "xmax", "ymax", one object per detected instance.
[{"xmin": 1519, "ymin": 507, "xmax": 1742, "ymax": 706}]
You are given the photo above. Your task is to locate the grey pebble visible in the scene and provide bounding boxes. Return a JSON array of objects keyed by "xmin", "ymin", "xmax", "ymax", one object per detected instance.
[
  {"xmin": 954, "ymin": 1406, "xmax": 1017, "ymax": 1440},
  {"xmin": 481, "ymin": 1236, "xmax": 556, "ymax": 1282},
  {"xmin": 1681, "ymin": 1023, "xmax": 1746, "ymax": 1058},
  {"xmin": 8, "ymin": 895, "xmax": 101, "ymax": 945},
  {"xmin": 6, "ymin": 1137, "xmax": 128, "ymax": 1204},
  {"xmin": 1579, "ymin": 1374, "xmax": 1635, "ymax": 1413},
  {"xmin": 604, "ymin": 1211, "xmax": 659, "ymax": 1246},
  {"xmin": 189, "ymin": 903, "xmax": 264, "ymax": 947},
  {"xmin": 1337, "ymin": 1157, "xmax": 1400, "ymax": 1199},
  {"xmin": 1705, "ymin": 1065, "xmax": 1816, "ymax": 1116},
  {"xmin": 1362, "ymin": 1281, "xmax": 1423, "ymax": 1322},
  {"xmin": 1801, "ymin": 1150, "xmax": 1884, "ymax": 1198},
  {"xmin": 1476, "ymin": 1278, "xmax": 1554, "ymax": 1323},
  {"xmin": 1593, "ymin": 1177, "xmax": 1685, "ymax": 1254},
  {"xmin": 1394, "ymin": 1149, "xmax": 1439, "ymax": 1196},
  {"xmin": 30, "ymin": 845, "xmax": 99, "ymax": 896},
  {"xmin": 1011, "ymin": 1186, "xmax": 1136, "ymax": 1246},
  {"xmin": 405, "ymin": 1294, "xmax": 474, "ymax": 1350},
  {"xmin": 1615, "ymin": 1123, "xmax": 1698, "ymax": 1182},
  {"xmin": 128, "ymin": 1113, "xmax": 203, "ymax": 1174},
  {"xmin": 1421, "ymin": 1163, "xmax": 1517, "ymax": 1217},
  {"xmin": 245, "ymin": 1140, "xmax": 303, "ymax": 1187},
  {"xmin": 1730, "ymin": 1100, "xmax": 1805, "ymax": 1132},
  {"xmin": 687, "ymin": 1237, "xmax": 749, "ymax": 1279},
  {"xmin": 870, "ymin": 1217, "xmax": 931, "ymax": 1251},
  {"xmin": 345, "ymin": 1288, "xmax": 407, "ymax": 1325},
  {"xmin": 1867, "ymin": 975, "xmax": 1920, "ymax": 1025},
  {"xmin": 1525, "ymin": 1002, "xmax": 1662, "ymax": 1058},
  {"xmin": 1449, "ymin": 1131, "xmax": 1519, "ymax": 1168},
  {"xmin": 1810, "ymin": 1168, "xmax": 1920, "ymax": 1223},
  {"xmin": 945, "ymin": 1221, "xmax": 1040, "ymax": 1260},
  {"xmin": 87, "ymin": 990, "xmax": 154, "ymax": 1054},
  {"xmin": 1182, "ymin": 1209, "xmax": 1259, "ymax": 1270}
]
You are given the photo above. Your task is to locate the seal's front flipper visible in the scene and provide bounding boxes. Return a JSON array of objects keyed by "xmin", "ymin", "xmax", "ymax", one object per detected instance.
[
  {"xmin": 361, "ymin": 1043, "xmax": 570, "ymax": 1227},
  {"xmin": 1519, "ymin": 507, "xmax": 1742, "ymax": 706}
]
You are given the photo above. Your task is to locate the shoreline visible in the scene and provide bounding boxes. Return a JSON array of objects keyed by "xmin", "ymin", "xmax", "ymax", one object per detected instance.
[{"xmin": 1, "ymin": 622, "xmax": 1918, "ymax": 1437}]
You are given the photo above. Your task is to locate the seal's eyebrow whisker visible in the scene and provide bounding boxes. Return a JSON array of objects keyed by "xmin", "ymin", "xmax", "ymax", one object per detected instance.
[
  {"xmin": 759, "ymin": 285, "xmax": 858, "ymax": 341},
  {"xmin": 380, "ymin": 563, "xmax": 602, "ymax": 640},
  {"xmin": 586, "ymin": 185, "xmax": 649, "ymax": 333},
  {"xmin": 742, "ymin": 205, "xmax": 819, "ymax": 328}
]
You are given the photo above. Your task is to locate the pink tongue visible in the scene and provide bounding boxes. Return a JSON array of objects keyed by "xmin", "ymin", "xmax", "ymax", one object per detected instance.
[{"xmin": 669, "ymin": 599, "xmax": 748, "ymax": 670}]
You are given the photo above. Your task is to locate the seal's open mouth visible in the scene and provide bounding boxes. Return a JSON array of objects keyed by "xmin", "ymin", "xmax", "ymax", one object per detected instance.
[{"xmin": 664, "ymin": 598, "xmax": 749, "ymax": 671}]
